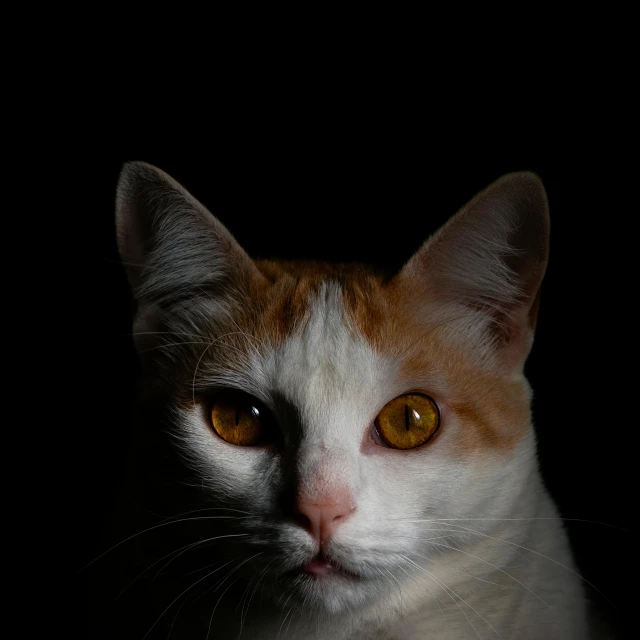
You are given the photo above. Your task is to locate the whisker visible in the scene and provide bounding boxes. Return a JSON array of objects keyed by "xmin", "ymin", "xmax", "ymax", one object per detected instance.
[
  {"xmin": 396, "ymin": 558, "xmax": 447, "ymax": 612},
  {"xmin": 140, "ymin": 340, "xmax": 211, "ymax": 354},
  {"xmin": 276, "ymin": 606, "xmax": 293, "ymax": 639},
  {"xmin": 207, "ymin": 576, "xmax": 243, "ymax": 639},
  {"xmin": 403, "ymin": 520, "xmax": 616, "ymax": 607},
  {"xmin": 154, "ymin": 534, "xmax": 248, "ymax": 579},
  {"xmin": 285, "ymin": 604, "xmax": 295, "ymax": 637},
  {"xmin": 178, "ymin": 560, "xmax": 226, "ymax": 579},
  {"xmin": 396, "ymin": 517, "xmax": 630, "ymax": 532},
  {"xmin": 114, "ymin": 538, "xmax": 218, "ymax": 602},
  {"xmin": 191, "ymin": 332, "xmax": 266, "ymax": 406},
  {"xmin": 426, "ymin": 553, "xmax": 518, "ymax": 590},
  {"xmin": 157, "ymin": 506, "xmax": 253, "ymax": 520},
  {"xmin": 400, "ymin": 521, "xmax": 533, "ymax": 565},
  {"xmin": 206, "ymin": 552, "xmax": 263, "ymax": 597},
  {"xmin": 130, "ymin": 330, "xmax": 212, "ymax": 340},
  {"xmin": 240, "ymin": 558, "xmax": 277, "ymax": 633},
  {"xmin": 79, "ymin": 521, "xmax": 247, "ymax": 572},
  {"xmin": 166, "ymin": 591, "xmax": 191, "ymax": 639},
  {"xmin": 410, "ymin": 541, "xmax": 557, "ymax": 614},
  {"xmin": 204, "ymin": 553, "xmax": 264, "ymax": 638},
  {"xmin": 141, "ymin": 560, "xmax": 236, "ymax": 639},
  {"xmin": 401, "ymin": 554, "xmax": 495, "ymax": 639},
  {"xmin": 384, "ymin": 567, "xmax": 405, "ymax": 616}
]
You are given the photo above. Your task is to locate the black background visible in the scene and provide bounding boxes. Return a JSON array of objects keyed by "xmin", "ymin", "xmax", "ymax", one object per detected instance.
[{"xmin": 72, "ymin": 118, "xmax": 631, "ymax": 637}]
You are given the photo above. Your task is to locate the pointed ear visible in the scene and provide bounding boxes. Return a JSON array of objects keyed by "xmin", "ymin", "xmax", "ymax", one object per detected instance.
[
  {"xmin": 400, "ymin": 172, "xmax": 550, "ymax": 368},
  {"xmin": 115, "ymin": 162, "xmax": 261, "ymax": 307}
]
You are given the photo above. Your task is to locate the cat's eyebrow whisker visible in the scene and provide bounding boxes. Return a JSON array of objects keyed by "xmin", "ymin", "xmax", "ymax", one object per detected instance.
[
  {"xmin": 140, "ymin": 340, "xmax": 212, "ymax": 354},
  {"xmin": 191, "ymin": 331, "xmax": 267, "ymax": 406},
  {"xmin": 222, "ymin": 310, "xmax": 269, "ymax": 352},
  {"xmin": 129, "ymin": 330, "xmax": 213, "ymax": 340}
]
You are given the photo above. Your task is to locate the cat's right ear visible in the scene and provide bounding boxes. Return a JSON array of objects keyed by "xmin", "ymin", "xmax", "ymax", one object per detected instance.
[
  {"xmin": 115, "ymin": 162, "xmax": 262, "ymax": 308},
  {"xmin": 397, "ymin": 172, "xmax": 550, "ymax": 370}
]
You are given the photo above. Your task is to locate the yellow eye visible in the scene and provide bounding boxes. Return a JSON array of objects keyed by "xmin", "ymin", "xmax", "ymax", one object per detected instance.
[
  {"xmin": 210, "ymin": 391, "xmax": 269, "ymax": 446},
  {"xmin": 374, "ymin": 393, "xmax": 440, "ymax": 450}
]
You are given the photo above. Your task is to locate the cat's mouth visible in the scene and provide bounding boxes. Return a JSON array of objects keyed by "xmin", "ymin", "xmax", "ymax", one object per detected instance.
[{"xmin": 297, "ymin": 552, "xmax": 361, "ymax": 580}]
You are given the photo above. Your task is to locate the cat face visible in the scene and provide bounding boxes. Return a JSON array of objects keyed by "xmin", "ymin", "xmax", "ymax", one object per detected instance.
[{"xmin": 116, "ymin": 163, "xmax": 549, "ymax": 617}]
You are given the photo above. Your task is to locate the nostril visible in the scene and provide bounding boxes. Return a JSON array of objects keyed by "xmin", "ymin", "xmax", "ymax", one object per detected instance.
[
  {"xmin": 332, "ymin": 504, "xmax": 355, "ymax": 523},
  {"xmin": 293, "ymin": 512, "xmax": 312, "ymax": 532},
  {"xmin": 293, "ymin": 500, "xmax": 355, "ymax": 541}
]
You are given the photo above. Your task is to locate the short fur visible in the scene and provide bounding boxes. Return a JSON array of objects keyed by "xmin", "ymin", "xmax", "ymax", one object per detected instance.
[{"xmin": 94, "ymin": 163, "xmax": 588, "ymax": 639}]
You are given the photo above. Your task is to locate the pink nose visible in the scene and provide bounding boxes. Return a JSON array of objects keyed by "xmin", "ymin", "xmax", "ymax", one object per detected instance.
[{"xmin": 293, "ymin": 500, "xmax": 355, "ymax": 542}]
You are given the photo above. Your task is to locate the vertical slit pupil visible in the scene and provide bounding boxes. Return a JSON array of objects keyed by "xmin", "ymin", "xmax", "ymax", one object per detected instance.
[{"xmin": 405, "ymin": 404, "xmax": 410, "ymax": 431}]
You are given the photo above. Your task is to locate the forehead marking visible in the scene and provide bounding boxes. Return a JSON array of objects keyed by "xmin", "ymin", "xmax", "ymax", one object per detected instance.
[
  {"xmin": 245, "ymin": 265, "xmax": 532, "ymax": 455},
  {"xmin": 263, "ymin": 280, "xmax": 390, "ymax": 445}
]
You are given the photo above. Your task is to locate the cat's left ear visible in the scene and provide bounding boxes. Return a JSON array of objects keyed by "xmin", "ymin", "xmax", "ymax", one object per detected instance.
[
  {"xmin": 399, "ymin": 172, "xmax": 550, "ymax": 369},
  {"xmin": 115, "ymin": 161, "xmax": 262, "ymax": 308}
]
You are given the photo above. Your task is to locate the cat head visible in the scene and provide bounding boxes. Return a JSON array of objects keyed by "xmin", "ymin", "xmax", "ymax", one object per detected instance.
[{"xmin": 116, "ymin": 162, "xmax": 549, "ymax": 617}]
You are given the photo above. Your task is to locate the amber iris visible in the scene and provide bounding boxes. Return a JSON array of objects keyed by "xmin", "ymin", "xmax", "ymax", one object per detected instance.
[
  {"xmin": 210, "ymin": 391, "xmax": 267, "ymax": 446},
  {"xmin": 374, "ymin": 393, "xmax": 440, "ymax": 449}
]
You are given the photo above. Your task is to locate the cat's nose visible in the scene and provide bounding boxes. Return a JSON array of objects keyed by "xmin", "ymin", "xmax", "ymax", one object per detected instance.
[{"xmin": 293, "ymin": 499, "xmax": 356, "ymax": 542}]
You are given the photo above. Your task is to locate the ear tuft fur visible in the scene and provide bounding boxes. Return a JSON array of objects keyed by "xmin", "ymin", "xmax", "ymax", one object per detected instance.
[
  {"xmin": 115, "ymin": 161, "xmax": 258, "ymax": 307},
  {"xmin": 401, "ymin": 172, "xmax": 550, "ymax": 365}
]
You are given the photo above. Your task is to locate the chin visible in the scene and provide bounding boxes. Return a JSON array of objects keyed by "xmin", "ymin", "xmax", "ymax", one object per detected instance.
[{"xmin": 278, "ymin": 564, "xmax": 379, "ymax": 615}]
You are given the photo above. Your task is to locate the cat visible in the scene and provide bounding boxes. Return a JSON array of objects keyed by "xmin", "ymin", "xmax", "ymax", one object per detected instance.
[{"xmin": 91, "ymin": 162, "xmax": 589, "ymax": 639}]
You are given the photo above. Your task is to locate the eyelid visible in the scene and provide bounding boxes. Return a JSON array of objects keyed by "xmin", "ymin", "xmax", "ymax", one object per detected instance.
[{"xmin": 371, "ymin": 422, "xmax": 386, "ymax": 446}]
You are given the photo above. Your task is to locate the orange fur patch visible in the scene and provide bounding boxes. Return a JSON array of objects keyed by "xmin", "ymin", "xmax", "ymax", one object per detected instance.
[{"xmin": 237, "ymin": 260, "xmax": 532, "ymax": 455}]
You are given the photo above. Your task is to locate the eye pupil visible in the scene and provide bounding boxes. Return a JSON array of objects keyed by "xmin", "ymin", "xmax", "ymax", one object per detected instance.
[
  {"xmin": 209, "ymin": 391, "xmax": 271, "ymax": 446},
  {"xmin": 374, "ymin": 393, "xmax": 440, "ymax": 450}
]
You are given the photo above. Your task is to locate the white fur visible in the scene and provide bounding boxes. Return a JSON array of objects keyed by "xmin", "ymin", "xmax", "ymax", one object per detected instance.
[{"xmin": 176, "ymin": 281, "xmax": 587, "ymax": 639}]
